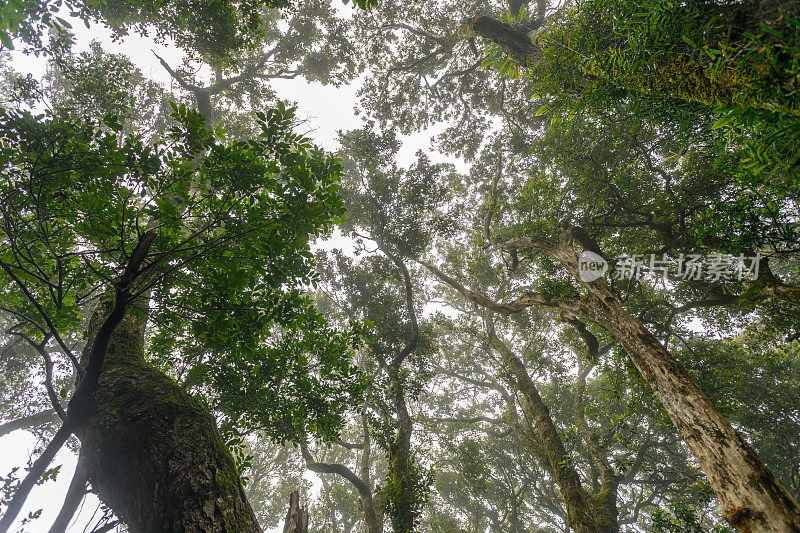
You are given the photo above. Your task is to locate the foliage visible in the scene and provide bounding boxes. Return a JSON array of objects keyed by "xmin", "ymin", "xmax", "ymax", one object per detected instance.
[
  {"xmin": 377, "ymin": 457, "xmax": 435, "ymax": 533},
  {"xmin": 0, "ymin": 101, "xmax": 366, "ymax": 446}
]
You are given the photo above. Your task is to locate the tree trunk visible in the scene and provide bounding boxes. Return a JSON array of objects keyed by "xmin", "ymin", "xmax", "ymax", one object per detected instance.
[
  {"xmin": 446, "ymin": 225, "xmax": 800, "ymax": 532},
  {"xmin": 387, "ymin": 366, "xmax": 416, "ymax": 533},
  {"xmin": 462, "ymin": 12, "xmax": 800, "ymax": 116},
  {"xmin": 486, "ymin": 317, "xmax": 605, "ymax": 533},
  {"xmin": 282, "ymin": 491, "xmax": 309, "ymax": 533},
  {"xmin": 76, "ymin": 298, "xmax": 261, "ymax": 532},
  {"xmin": 542, "ymin": 226, "xmax": 800, "ymax": 533},
  {"xmin": 583, "ymin": 295, "xmax": 800, "ymax": 533}
]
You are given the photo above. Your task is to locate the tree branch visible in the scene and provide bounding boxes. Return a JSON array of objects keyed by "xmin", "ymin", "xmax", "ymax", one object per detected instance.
[{"xmin": 300, "ymin": 444, "xmax": 371, "ymax": 500}]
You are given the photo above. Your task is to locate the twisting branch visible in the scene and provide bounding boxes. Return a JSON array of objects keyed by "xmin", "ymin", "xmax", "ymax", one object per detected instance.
[
  {"xmin": 153, "ymin": 16, "xmax": 301, "ymax": 123},
  {"xmin": 300, "ymin": 443, "xmax": 371, "ymax": 500},
  {"xmin": 565, "ymin": 318, "xmax": 616, "ymax": 491},
  {"xmin": 484, "ymin": 313, "xmax": 598, "ymax": 531},
  {"xmin": 383, "ymin": 249, "xmax": 419, "ymax": 368},
  {"xmin": 6, "ymin": 332, "xmax": 66, "ymax": 420},
  {"xmin": 418, "ymin": 259, "xmax": 570, "ymax": 314}
]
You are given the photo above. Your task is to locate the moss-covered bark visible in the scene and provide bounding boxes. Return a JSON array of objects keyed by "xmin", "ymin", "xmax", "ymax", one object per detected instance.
[
  {"xmin": 385, "ymin": 366, "xmax": 416, "ymax": 533},
  {"xmin": 486, "ymin": 317, "xmax": 614, "ymax": 533},
  {"xmin": 464, "ymin": 12, "xmax": 800, "ymax": 116},
  {"xmin": 76, "ymin": 298, "xmax": 261, "ymax": 532}
]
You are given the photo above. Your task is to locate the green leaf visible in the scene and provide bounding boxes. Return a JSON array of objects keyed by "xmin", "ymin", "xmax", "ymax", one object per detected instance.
[
  {"xmin": 535, "ymin": 102, "xmax": 553, "ymax": 116},
  {"xmin": 0, "ymin": 30, "xmax": 13, "ymax": 49},
  {"xmin": 711, "ymin": 114, "xmax": 736, "ymax": 130}
]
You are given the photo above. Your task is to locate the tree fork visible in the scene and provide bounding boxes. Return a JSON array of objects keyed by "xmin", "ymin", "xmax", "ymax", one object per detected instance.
[{"xmin": 554, "ymin": 226, "xmax": 800, "ymax": 533}]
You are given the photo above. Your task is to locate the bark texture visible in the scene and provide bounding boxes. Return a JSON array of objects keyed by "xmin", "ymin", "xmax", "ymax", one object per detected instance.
[
  {"xmin": 463, "ymin": 13, "xmax": 800, "ymax": 116},
  {"xmin": 587, "ymin": 296, "xmax": 800, "ymax": 533},
  {"xmin": 549, "ymin": 226, "xmax": 800, "ymax": 533},
  {"xmin": 486, "ymin": 317, "xmax": 602, "ymax": 533},
  {"xmin": 282, "ymin": 491, "xmax": 309, "ymax": 533},
  {"xmin": 76, "ymin": 298, "xmax": 261, "ymax": 532},
  {"xmin": 424, "ymin": 224, "xmax": 800, "ymax": 532},
  {"xmin": 386, "ymin": 365, "xmax": 415, "ymax": 533},
  {"xmin": 487, "ymin": 316, "xmax": 619, "ymax": 532}
]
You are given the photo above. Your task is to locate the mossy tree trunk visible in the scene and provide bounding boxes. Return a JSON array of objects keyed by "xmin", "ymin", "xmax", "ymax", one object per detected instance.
[
  {"xmin": 382, "ymin": 250, "xmax": 422, "ymax": 533},
  {"xmin": 386, "ymin": 365, "xmax": 415, "ymax": 533},
  {"xmin": 461, "ymin": 11, "xmax": 800, "ymax": 116},
  {"xmin": 486, "ymin": 316, "xmax": 617, "ymax": 533},
  {"xmin": 543, "ymin": 226, "xmax": 800, "ymax": 533},
  {"xmin": 423, "ymin": 224, "xmax": 800, "ymax": 532},
  {"xmin": 76, "ymin": 298, "xmax": 261, "ymax": 532}
]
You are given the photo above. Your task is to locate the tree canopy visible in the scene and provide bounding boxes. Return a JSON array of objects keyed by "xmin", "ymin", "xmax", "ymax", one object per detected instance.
[{"xmin": 0, "ymin": 0, "xmax": 799, "ymax": 532}]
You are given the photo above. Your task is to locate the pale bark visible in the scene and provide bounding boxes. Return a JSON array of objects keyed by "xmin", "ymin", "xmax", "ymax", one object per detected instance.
[
  {"xmin": 422, "ymin": 224, "xmax": 800, "ymax": 532},
  {"xmin": 282, "ymin": 491, "xmax": 309, "ymax": 533}
]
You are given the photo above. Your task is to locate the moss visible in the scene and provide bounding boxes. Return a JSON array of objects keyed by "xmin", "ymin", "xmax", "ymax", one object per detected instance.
[
  {"xmin": 78, "ymin": 318, "xmax": 260, "ymax": 532},
  {"xmin": 582, "ymin": 50, "xmax": 800, "ymax": 116}
]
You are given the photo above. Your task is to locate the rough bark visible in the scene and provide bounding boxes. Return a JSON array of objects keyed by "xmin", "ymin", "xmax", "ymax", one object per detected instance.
[
  {"xmin": 519, "ymin": 226, "xmax": 800, "ymax": 533},
  {"xmin": 756, "ymin": 265, "xmax": 800, "ymax": 306},
  {"xmin": 386, "ymin": 365, "xmax": 416, "ymax": 533},
  {"xmin": 76, "ymin": 297, "xmax": 261, "ymax": 533},
  {"xmin": 461, "ymin": 13, "xmax": 800, "ymax": 116},
  {"xmin": 424, "ymin": 225, "xmax": 800, "ymax": 532},
  {"xmin": 282, "ymin": 491, "xmax": 309, "ymax": 533},
  {"xmin": 467, "ymin": 16, "xmax": 540, "ymax": 64},
  {"xmin": 582, "ymin": 294, "xmax": 800, "ymax": 533}
]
